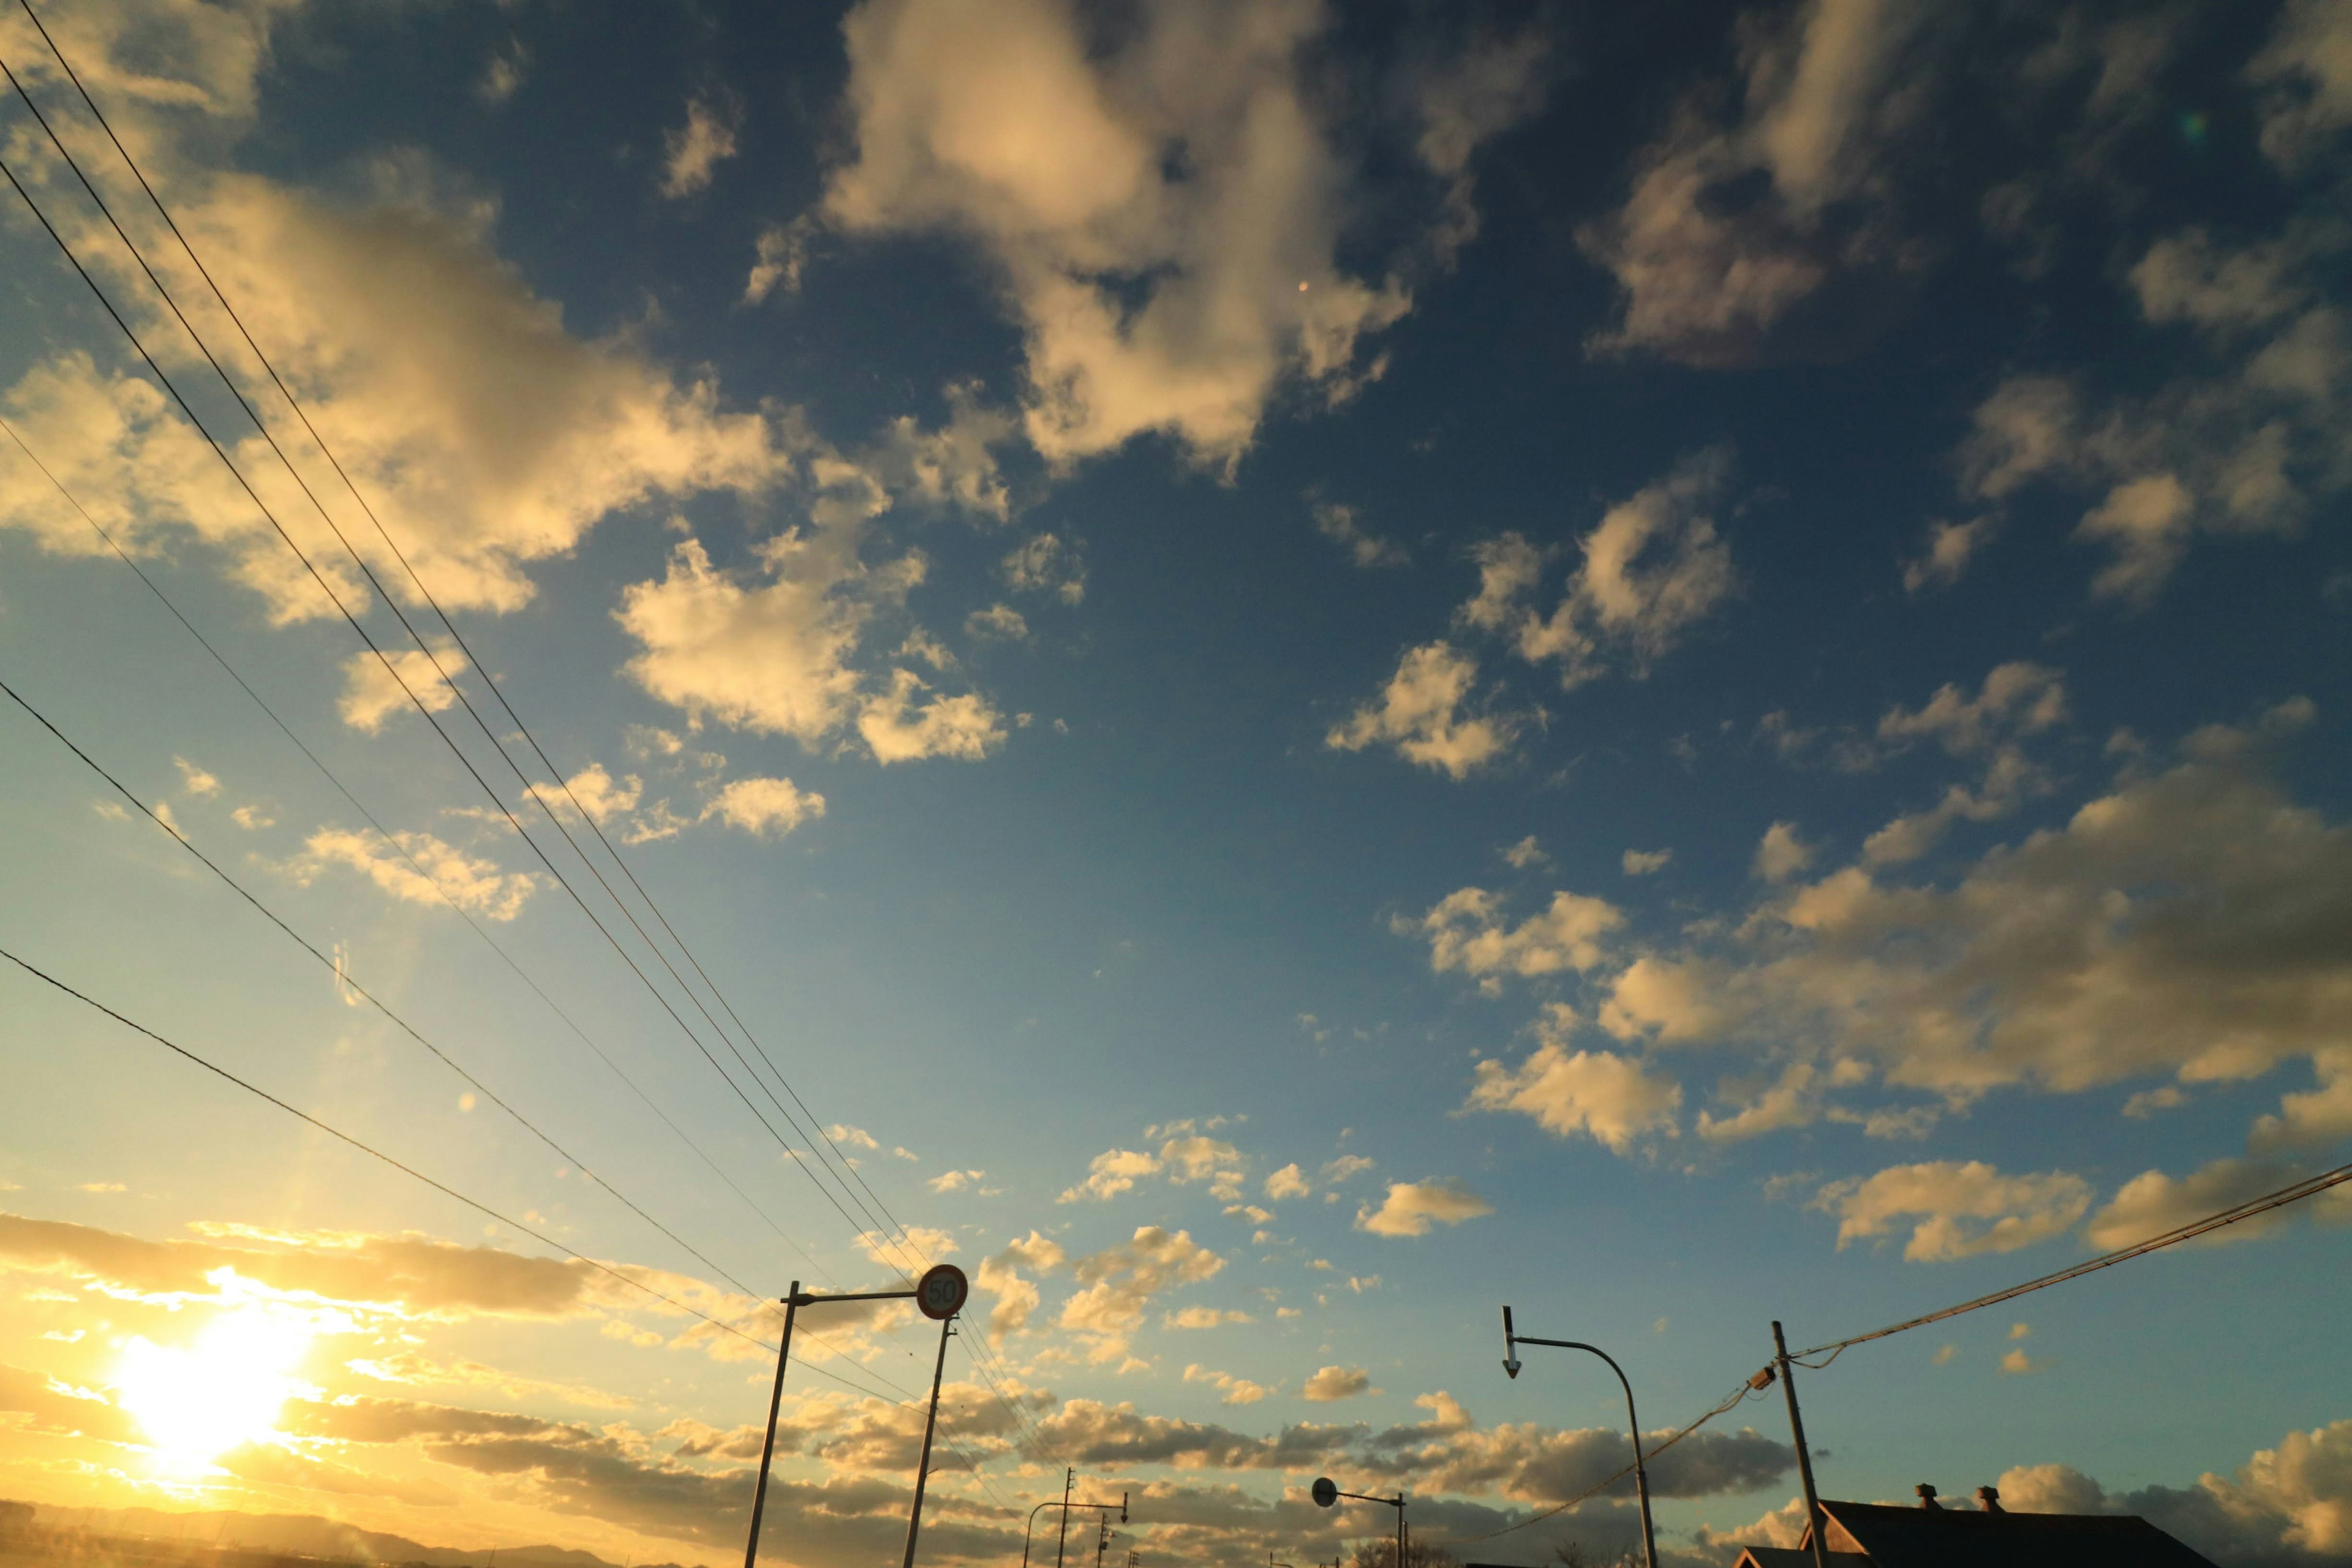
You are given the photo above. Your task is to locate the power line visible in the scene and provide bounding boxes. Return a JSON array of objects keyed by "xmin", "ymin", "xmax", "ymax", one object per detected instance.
[
  {"xmin": 0, "ymin": 129, "xmax": 867, "ymax": 1264},
  {"xmin": 1791, "ymin": 1158, "xmax": 2352, "ymax": 1361},
  {"xmin": 0, "ymin": 942, "xmax": 778, "ymax": 1356},
  {"xmin": 12, "ymin": 0, "xmax": 948, "ymax": 1298},
  {"xmin": 0, "ymin": 669, "xmax": 794, "ymax": 1303},
  {"xmin": 3, "ymin": 30, "xmax": 1051, "ymax": 1459},
  {"xmin": 0, "ymin": 52, "xmax": 924, "ymax": 1291},
  {"xmin": 1439, "ymin": 1155, "xmax": 2352, "ymax": 1547},
  {"xmin": 0, "ymin": 409, "xmax": 837, "ymax": 1291}
]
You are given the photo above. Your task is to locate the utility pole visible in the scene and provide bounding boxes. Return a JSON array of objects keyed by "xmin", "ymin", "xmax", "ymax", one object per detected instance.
[
  {"xmin": 1771, "ymin": 1321, "xmax": 1830, "ymax": 1568},
  {"xmin": 1094, "ymin": 1516, "xmax": 1111, "ymax": 1568},
  {"xmin": 1055, "ymin": 1467, "xmax": 1075, "ymax": 1568},
  {"xmin": 900, "ymin": 1313, "xmax": 957, "ymax": 1568}
]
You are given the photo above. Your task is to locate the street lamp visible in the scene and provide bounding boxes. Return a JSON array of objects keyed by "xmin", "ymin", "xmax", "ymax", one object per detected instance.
[
  {"xmin": 742, "ymin": 1264, "xmax": 969, "ymax": 1568},
  {"xmin": 1310, "ymin": 1476, "xmax": 1406, "ymax": 1568},
  {"xmin": 1499, "ymin": 1306, "xmax": 1657, "ymax": 1568},
  {"xmin": 1020, "ymin": 1485, "xmax": 1127, "ymax": 1568}
]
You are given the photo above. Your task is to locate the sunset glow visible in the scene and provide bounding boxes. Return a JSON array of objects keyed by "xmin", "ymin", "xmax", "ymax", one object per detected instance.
[{"xmin": 114, "ymin": 1308, "xmax": 314, "ymax": 1474}]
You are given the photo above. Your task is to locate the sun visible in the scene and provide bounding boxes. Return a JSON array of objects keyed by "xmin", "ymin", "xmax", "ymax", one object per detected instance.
[{"xmin": 115, "ymin": 1306, "xmax": 315, "ymax": 1473}]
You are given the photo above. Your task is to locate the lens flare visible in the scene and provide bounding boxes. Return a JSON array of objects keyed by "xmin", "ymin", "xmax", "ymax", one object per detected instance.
[{"xmin": 115, "ymin": 1306, "xmax": 314, "ymax": 1473}]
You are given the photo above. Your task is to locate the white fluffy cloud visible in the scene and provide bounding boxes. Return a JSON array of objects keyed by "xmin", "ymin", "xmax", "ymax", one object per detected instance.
[
  {"xmin": 0, "ymin": 168, "xmax": 788, "ymax": 624},
  {"xmin": 1600, "ymin": 702, "xmax": 2350, "ymax": 1112},
  {"xmin": 1407, "ymin": 886, "xmax": 1625, "ymax": 989},
  {"xmin": 1326, "ymin": 641, "xmax": 1518, "ymax": 779},
  {"xmin": 1058, "ymin": 1227, "xmax": 1224, "ymax": 1360},
  {"xmin": 820, "ymin": 0, "xmax": 1540, "ymax": 472},
  {"xmin": 1462, "ymin": 451, "xmax": 1740, "ymax": 687},
  {"xmin": 1815, "ymin": 1161, "xmax": 2093, "ymax": 1262},
  {"xmin": 1300, "ymin": 1365, "xmax": 1375, "ymax": 1403},
  {"xmin": 1355, "ymin": 1178, "xmax": 1493, "ymax": 1238},
  {"xmin": 284, "ymin": 827, "xmax": 540, "ymax": 922},
  {"xmin": 1467, "ymin": 1007, "xmax": 1681, "ymax": 1154},
  {"xmin": 1059, "ymin": 1148, "xmax": 1163, "ymax": 1205}
]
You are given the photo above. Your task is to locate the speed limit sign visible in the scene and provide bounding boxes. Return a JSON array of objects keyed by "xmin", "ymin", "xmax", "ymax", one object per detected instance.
[{"xmin": 915, "ymin": 1262, "xmax": 968, "ymax": 1321}]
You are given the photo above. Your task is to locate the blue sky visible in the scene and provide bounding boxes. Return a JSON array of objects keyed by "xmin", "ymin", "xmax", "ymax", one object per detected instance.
[{"xmin": 1, "ymin": 1, "xmax": 2348, "ymax": 1565}]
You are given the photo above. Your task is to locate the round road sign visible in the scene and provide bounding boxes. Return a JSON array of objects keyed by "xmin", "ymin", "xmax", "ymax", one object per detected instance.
[
  {"xmin": 916, "ymin": 1262, "xmax": 969, "ymax": 1321},
  {"xmin": 1311, "ymin": 1477, "xmax": 1338, "ymax": 1509}
]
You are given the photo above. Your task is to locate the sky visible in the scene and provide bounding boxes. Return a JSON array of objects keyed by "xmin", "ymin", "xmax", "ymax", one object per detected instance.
[{"xmin": 0, "ymin": 1, "xmax": 2348, "ymax": 1566}]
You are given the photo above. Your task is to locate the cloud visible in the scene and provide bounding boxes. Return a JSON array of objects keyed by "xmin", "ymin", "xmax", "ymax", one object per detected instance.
[
  {"xmin": 1165, "ymin": 1306, "xmax": 1252, "ymax": 1330},
  {"xmin": 927, "ymin": 1169, "xmax": 984, "ymax": 1193},
  {"xmin": 1409, "ymin": 887, "xmax": 1625, "ymax": 987},
  {"xmin": 1578, "ymin": 0, "xmax": 1932, "ymax": 364},
  {"xmin": 1060, "ymin": 1148, "xmax": 1163, "ymax": 1204},
  {"xmin": 1956, "ymin": 219, "xmax": 2351, "ymax": 603},
  {"xmin": 2247, "ymin": 0, "xmax": 2352, "ymax": 170},
  {"xmin": 1999, "ymin": 1416, "xmax": 2352, "ymax": 1561},
  {"xmin": 283, "ymin": 827, "xmax": 540, "ymax": 921},
  {"xmin": 700, "ymin": 776, "xmax": 826, "ymax": 837},
  {"xmin": 1183, "ymin": 1365, "xmax": 1270, "ymax": 1406},
  {"xmin": 0, "ymin": 1212, "xmax": 704, "ymax": 1328},
  {"xmin": 1596, "ymin": 702, "xmax": 2352, "ymax": 1106},
  {"xmin": 2254, "ymin": 1049, "xmax": 2352, "ymax": 1152},
  {"xmin": 1503, "ymin": 835, "xmax": 1549, "ymax": 870},
  {"xmin": 964, "ymin": 603, "xmax": 1029, "ymax": 641},
  {"xmin": 1326, "ymin": 642, "xmax": 1519, "ymax": 778},
  {"xmin": 744, "ymin": 216, "xmax": 814, "ymax": 304},
  {"xmin": 476, "ymin": 39, "xmax": 527, "ymax": 106},
  {"xmin": 1461, "ymin": 451, "xmax": 1739, "ymax": 687},
  {"xmin": 337, "ymin": 644, "xmax": 465, "ymax": 733},
  {"xmin": 0, "ymin": 158, "xmax": 790, "ymax": 623},
  {"xmin": 660, "ymin": 96, "xmax": 738, "ymax": 198},
  {"xmin": 974, "ymin": 1231, "xmax": 1065, "ymax": 1344},
  {"xmin": 172, "ymin": 756, "xmax": 220, "ymax": 796},
  {"xmin": 1815, "ymin": 1161, "xmax": 2093, "ymax": 1261},
  {"xmin": 1002, "ymin": 533, "xmax": 1086, "ymax": 605},
  {"xmin": 1468, "ymin": 1015, "xmax": 1682, "ymax": 1154},
  {"xmin": 1311, "ymin": 500, "xmax": 1406, "ymax": 569},
  {"xmin": 1876, "ymin": 662, "xmax": 2067, "ymax": 756},
  {"xmin": 1355, "ymin": 1179, "xmax": 1493, "ymax": 1238},
  {"xmin": 1621, "ymin": 848, "xmax": 1672, "ymax": 876},
  {"xmin": 819, "ymin": 0, "xmax": 1539, "ymax": 472},
  {"xmin": 1902, "ymin": 515, "xmax": 1999, "ymax": 592},
  {"xmin": 1751, "ymin": 821, "xmax": 1815, "ymax": 882},
  {"xmin": 1058, "ymin": 1227, "xmax": 1224, "ymax": 1359},
  {"xmin": 1302, "ymin": 1365, "xmax": 1375, "ymax": 1403},
  {"xmin": 2083, "ymin": 1157, "xmax": 2313, "ymax": 1251},
  {"xmin": 856, "ymin": 669, "xmax": 1009, "ymax": 764},
  {"xmin": 1264, "ymin": 1164, "xmax": 1311, "ymax": 1202}
]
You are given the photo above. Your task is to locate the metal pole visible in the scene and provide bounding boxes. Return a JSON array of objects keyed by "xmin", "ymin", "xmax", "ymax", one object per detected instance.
[
  {"xmin": 1057, "ymin": 1468, "xmax": 1075, "ymax": 1568},
  {"xmin": 742, "ymin": 1284, "xmax": 800, "ymax": 1568},
  {"xmin": 1593, "ymin": 1352, "xmax": 1657, "ymax": 1568},
  {"xmin": 1773, "ymin": 1322, "xmax": 1829, "ymax": 1568},
  {"xmin": 900, "ymin": 1314, "xmax": 956, "ymax": 1568},
  {"xmin": 1394, "ymin": 1496, "xmax": 1403, "ymax": 1568}
]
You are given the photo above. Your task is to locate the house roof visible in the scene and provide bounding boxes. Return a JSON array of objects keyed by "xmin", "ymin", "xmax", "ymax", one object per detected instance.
[{"xmin": 1732, "ymin": 1499, "xmax": 2222, "ymax": 1567}]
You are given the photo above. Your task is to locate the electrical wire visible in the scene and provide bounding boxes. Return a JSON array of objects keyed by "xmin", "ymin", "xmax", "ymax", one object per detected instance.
[
  {"xmin": 0, "ymin": 40, "xmax": 938, "ymax": 1306},
  {"xmin": 2, "ymin": 0, "xmax": 910, "ymax": 1279},
  {"xmin": 1441, "ymin": 1155, "xmax": 2352, "ymax": 1547},
  {"xmin": 1792, "ymin": 1157, "xmax": 2352, "ymax": 1361},
  {"xmin": 0, "ymin": 129, "xmax": 870, "ymax": 1269},
  {"xmin": 0, "ymin": 671, "xmax": 799, "ymax": 1301},
  {"xmin": 0, "ymin": 409, "xmax": 837, "ymax": 1291},
  {"xmin": 3, "ymin": 23, "xmax": 1054, "ymax": 1463},
  {"xmin": 0, "ymin": 941, "xmax": 781, "ymax": 1355}
]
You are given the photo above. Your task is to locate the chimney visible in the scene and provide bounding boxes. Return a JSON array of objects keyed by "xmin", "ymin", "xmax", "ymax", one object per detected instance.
[
  {"xmin": 1977, "ymin": 1487, "xmax": 2003, "ymax": 1514},
  {"xmin": 1915, "ymin": 1484, "xmax": 1941, "ymax": 1510}
]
